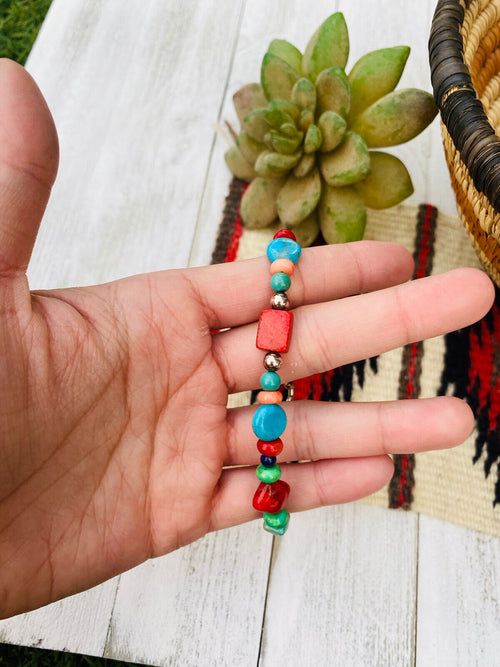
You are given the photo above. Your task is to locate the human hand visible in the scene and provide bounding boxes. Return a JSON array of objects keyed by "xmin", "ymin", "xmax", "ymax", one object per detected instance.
[{"xmin": 0, "ymin": 59, "xmax": 494, "ymax": 618}]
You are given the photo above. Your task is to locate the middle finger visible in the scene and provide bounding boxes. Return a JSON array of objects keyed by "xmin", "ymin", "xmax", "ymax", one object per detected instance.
[{"xmin": 212, "ymin": 267, "xmax": 493, "ymax": 393}]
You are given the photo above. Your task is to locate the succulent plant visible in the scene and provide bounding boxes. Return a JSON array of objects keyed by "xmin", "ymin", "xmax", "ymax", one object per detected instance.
[{"xmin": 225, "ymin": 12, "xmax": 438, "ymax": 245}]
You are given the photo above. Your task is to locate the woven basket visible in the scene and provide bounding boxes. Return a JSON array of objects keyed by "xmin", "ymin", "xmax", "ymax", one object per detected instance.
[{"xmin": 430, "ymin": 0, "xmax": 500, "ymax": 286}]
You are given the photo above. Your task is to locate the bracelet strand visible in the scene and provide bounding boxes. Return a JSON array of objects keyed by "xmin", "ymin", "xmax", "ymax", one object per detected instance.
[{"xmin": 251, "ymin": 229, "xmax": 301, "ymax": 535}]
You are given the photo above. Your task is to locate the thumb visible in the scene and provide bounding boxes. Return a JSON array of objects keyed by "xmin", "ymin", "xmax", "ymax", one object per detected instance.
[{"xmin": 0, "ymin": 58, "xmax": 59, "ymax": 277}]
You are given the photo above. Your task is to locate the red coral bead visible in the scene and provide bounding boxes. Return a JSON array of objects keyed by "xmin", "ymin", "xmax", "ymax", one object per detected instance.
[
  {"xmin": 253, "ymin": 480, "xmax": 290, "ymax": 513},
  {"xmin": 256, "ymin": 309, "xmax": 293, "ymax": 353},
  {"xmin": 257, "ymin": 438, "xmax": 284, "ymax": 456},
  {"xmin": 273, "ymin": 229, "xmax": 297, "ymax": 241}
]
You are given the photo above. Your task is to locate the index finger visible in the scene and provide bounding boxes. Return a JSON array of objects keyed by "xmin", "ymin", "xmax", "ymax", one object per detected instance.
[{"xmin": 179, "ymin": 241, "xmax": 413, "ymax": 329}]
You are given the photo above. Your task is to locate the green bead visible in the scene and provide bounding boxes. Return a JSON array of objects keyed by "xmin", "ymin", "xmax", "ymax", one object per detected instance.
[
  {"xmin": 260, "ymin": 371, "xmax": 281, "ymax": 391},
  {"xmin": 256, "ymin": 464, "xmax": 281, "ymax": 483},
  {"xmin": 270, "ymin": 272, "xmax": 291, "ymax": 292},
  {"xmin": 263, "ymin": 508, "xmax": 289, "ymax": 528},
  {"xmin": 263, "ymin": 513, "xmax": 290, "ymax": 535}
]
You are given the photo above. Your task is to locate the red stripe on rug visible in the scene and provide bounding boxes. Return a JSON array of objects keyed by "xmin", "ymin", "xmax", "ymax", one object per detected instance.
[
  {"xmin": 415, "ymin": 204, "xmax": 435, "ymax": 279},
  {"xmin": 390, "ymin": 204, "xmax": 437, "ymax": 509},
  {"xmin": 225, "ymin": 217, "xmax": 243, "ymax": 263},
  {"xmin": 224, "ymin": 183, "xmax": 248, "ymax": 263}
]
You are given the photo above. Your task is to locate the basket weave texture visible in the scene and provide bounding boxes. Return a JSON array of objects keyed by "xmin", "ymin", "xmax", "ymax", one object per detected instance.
[{"xmin": 430, "ymin": 0, "xmax": 500, "ymax": 285}]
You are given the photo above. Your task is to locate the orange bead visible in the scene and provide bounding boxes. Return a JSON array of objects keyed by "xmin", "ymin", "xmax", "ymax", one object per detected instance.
[
  {"xmin": 257, "ymin": 390, "xmax": 283, "ymax": 404},
  {"xmin": 270, "ymin": 258, "xmax": 295, "ymax": 276}
]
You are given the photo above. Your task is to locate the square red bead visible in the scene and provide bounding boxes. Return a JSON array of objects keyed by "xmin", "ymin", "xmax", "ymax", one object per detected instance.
[{"xmin": 256, "ymin": 309, "xmax": 293, "ymax": 353}]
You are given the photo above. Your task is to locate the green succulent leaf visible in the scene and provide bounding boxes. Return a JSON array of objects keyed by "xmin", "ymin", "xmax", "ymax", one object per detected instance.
[
  {"xmin": 350, "ymin": 88, "xmax": 438, "ymax": 147},
  {"xmin": 268, "ymin": 99, "xmax": 301, "ymax": 123},
  {"xmin": 224, "ymin": 145, "xmax": 256, "ymax": 181},
  {"xmin": 291, "ymin": 77, "xmax": 317, "ymax": 112},
  {"xmin": 319, "ymin": 185, "xmax": 367, "ymax": 243},
  {"xmin": 317, "ymin": 111, "xmax": 347, "ymax": 152},
  {"xmin": 237, "ymin": 131, "xmax": 267, "ymax": 165},
  {"xmin": 241, "ymin": 176, "xmax": 284, "ymax": 228},
  {"xmin": 302, "ymin": 12, "xmax": 349, "ymax": 83},
  {"xmin": 269, "ymin": 129, "xmax": 303, "ymax": 154},
  {"xmin": 268, "ymin": 39, "xmax": 303, "ymax": 74},
  {"xmin": 233, "ymin": 83, "xmax": 268, "ymax": 126},
  {"xmin": 261, "ymin": 52, "xmax": 300, "ymax": 101},
  {"xmin": 355, "ymin": 150, "xmax": 414, "ymax": 208},
  {"xmin": 293, "ymin": 210, "xmax": 320, "ymax": 246},
  {"xmin": 320, "ymin": 131, "xmax": 370, "ymax": 187},
  {"xmin": 348, "ymin": 46, "xmax": 410, "ymax": 120},
  {"xmin": 315, "ymin": 67, "xmax": 351, "ymax": 118},
  {"xmin": 280, "ymin": 122, "xmax": 300, "ymax": 138},
  {"xmin": 264, "ymin": 107, "xmax": 296, "ymax": 129},
  {"xmin": 277, "ymin": 168, "xmax": 322, "ymax": 226},
  {"xmin": 282, "ymin": 211, "xmax": 320, "ymax": 246},
  {"xmin": 244, "ymin": 108, "xmax": 272, "ymax": 142},
  {"xmin": 293, "ymin": 152, "xmax": 316, "ymax": 178},
  {"xmin": 255, "ymin": 150, "xmax": 302, "ymax": 177},
  {"xmin": 304, "ymin": 123, "xmax": 323, "ymax": 153},
  {"xmin": 299, "ymin": 109, "xmax": 315, "ymax": 131}
]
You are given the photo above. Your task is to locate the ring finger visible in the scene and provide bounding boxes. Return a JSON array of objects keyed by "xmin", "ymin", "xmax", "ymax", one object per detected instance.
[{"xmin": 224, "ymin": 395, "xmax": 474, "ymax": 466}]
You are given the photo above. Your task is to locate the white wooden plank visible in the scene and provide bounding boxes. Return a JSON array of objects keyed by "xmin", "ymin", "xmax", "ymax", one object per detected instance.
[
  {"xmin": 25, "ymin": 0, "xmax": 244, "ymax": 289},
  {"xmin": 104, "ymin": 524, "xmax": 271, "ymax": 666},
  {"xmin": 425, "ymin": 0, "xmax": 460, "ymax": 215},
  {"xmin": 339, "ymin": 0, "xmax": 436, "ymax": 212},
  {"xmin": 0, "ymin": 578, "xmax": 118, "ymax": 656},
  {"xmin": 417, "ymin": 516, "xmax": 500, "ymax": 667},
  {"xmin": 260, "ymin": 505, "xmax": 418, "ymax": 667}
]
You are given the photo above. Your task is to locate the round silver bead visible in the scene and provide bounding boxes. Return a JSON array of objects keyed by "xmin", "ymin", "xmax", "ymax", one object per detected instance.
[
  {"xmin": 270, "ymin": 292, "xmax": 290, "ymax": 310},
  {"xmin": 263, "ymin": 352, "xmax": 282, "ymax": 371}
]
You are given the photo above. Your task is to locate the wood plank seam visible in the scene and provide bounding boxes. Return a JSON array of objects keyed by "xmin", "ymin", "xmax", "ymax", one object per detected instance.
[
  {"xmin": 103, "ymin": 576, "xmax": 122, "ymax": 658},
  {"xmin": 188, "ymin": 0, "xmax": 247, "ymax": 268},
  {"xmin": 257, "ymin": 537, "xmax": 276, "ymax": 666}
]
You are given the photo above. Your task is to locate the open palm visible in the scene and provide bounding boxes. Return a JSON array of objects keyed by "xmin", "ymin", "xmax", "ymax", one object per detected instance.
[{"xmin": 0, "ymin": 59, "xmax": 494, "ymax": 618}]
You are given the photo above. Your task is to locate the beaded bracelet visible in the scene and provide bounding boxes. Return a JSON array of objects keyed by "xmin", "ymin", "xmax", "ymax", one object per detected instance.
[{"xmin": 251, "ymin": 229, "xmax": 301, "ymax": 535}]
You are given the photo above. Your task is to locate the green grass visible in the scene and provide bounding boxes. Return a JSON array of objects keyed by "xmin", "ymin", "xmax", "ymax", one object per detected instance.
[
  {"xmin": 0, "ymin": 0, "xmax": 53, "ymax": 64},
  {"xmin": 0, "ymin": 2, "xmax": 143, "ymax": 665},
  {"xmin": 0, "ymin": 643, "xmax": 141, "ymax": 666}
]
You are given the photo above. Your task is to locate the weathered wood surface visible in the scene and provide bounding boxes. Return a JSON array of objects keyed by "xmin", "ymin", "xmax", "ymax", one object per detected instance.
[{"xmin": 0, "ymin": 0, "xmax": 497, "ymax": 665}]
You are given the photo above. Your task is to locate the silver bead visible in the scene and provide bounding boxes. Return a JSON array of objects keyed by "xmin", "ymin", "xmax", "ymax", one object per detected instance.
[
  {"xmin": 264, "ymin": 352, "xmax": 282, "ymax": 371},
  {"xmin": 271, "ymin": 292, "xmax": 290, "ymax": 310},
  {"xmin": 284, "ymin": 382, "xmax": 295, "ymax": 402}
]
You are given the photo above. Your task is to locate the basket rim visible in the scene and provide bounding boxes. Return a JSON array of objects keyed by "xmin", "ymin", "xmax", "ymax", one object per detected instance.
[{"xmin": 429, "ymin": 0, "xmax": 500, "ymax": 213}]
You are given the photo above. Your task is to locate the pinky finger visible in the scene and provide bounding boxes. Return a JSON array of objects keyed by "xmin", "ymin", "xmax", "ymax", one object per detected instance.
[{"xmin": 209, "ymin": 455, "xmax": 394, "ymax": 532}]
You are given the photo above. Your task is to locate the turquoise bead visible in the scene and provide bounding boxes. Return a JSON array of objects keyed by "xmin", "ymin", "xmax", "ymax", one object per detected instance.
[
  {"xmin": 256, "ymin": 464, "xmax": 281, "ymax": 483},
  {"xmin": 252, "ymin": 404, "xmax": 287, "ymax": 441},
  {"xmin": 270, "ymin": 272, "xmax": 291, "ymax": 292},
  {"xmin": 263, "ymin": 509, "xmax": 289, "ymax": 528},
  {"xmin": 263, "ymin": 512, "xmax": 290, "ymax": 535},
  {"xmin": 266, "ymin": 237, "xmax": 301, "ymax": 264},
  {"xmin": 260, "ymin": 371, "xmax": 281, "ymax": 391}
]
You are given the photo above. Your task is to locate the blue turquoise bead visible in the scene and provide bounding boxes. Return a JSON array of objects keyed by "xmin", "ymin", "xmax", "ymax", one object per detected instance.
[
  {"xmin": 260, "ymin": 371, "xmax": 281, "ymax": 391},
  {"xmin": 266, "ymin": 237, "xmax": 301, "ymax": 264},
  {"xmin": 270, "ymin": 272, "xmax": 291, "ymax": 292},
  {"xmin": 252, "ymin": 404, "xmax": 287, "ymax": 441},
  {"xmin": 261, "ymin": 455, "xmax": 277, "ymax": 467},
  {"xmin": 256, "ymin": 464, "xmax": 281, "ymax": 483}
]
